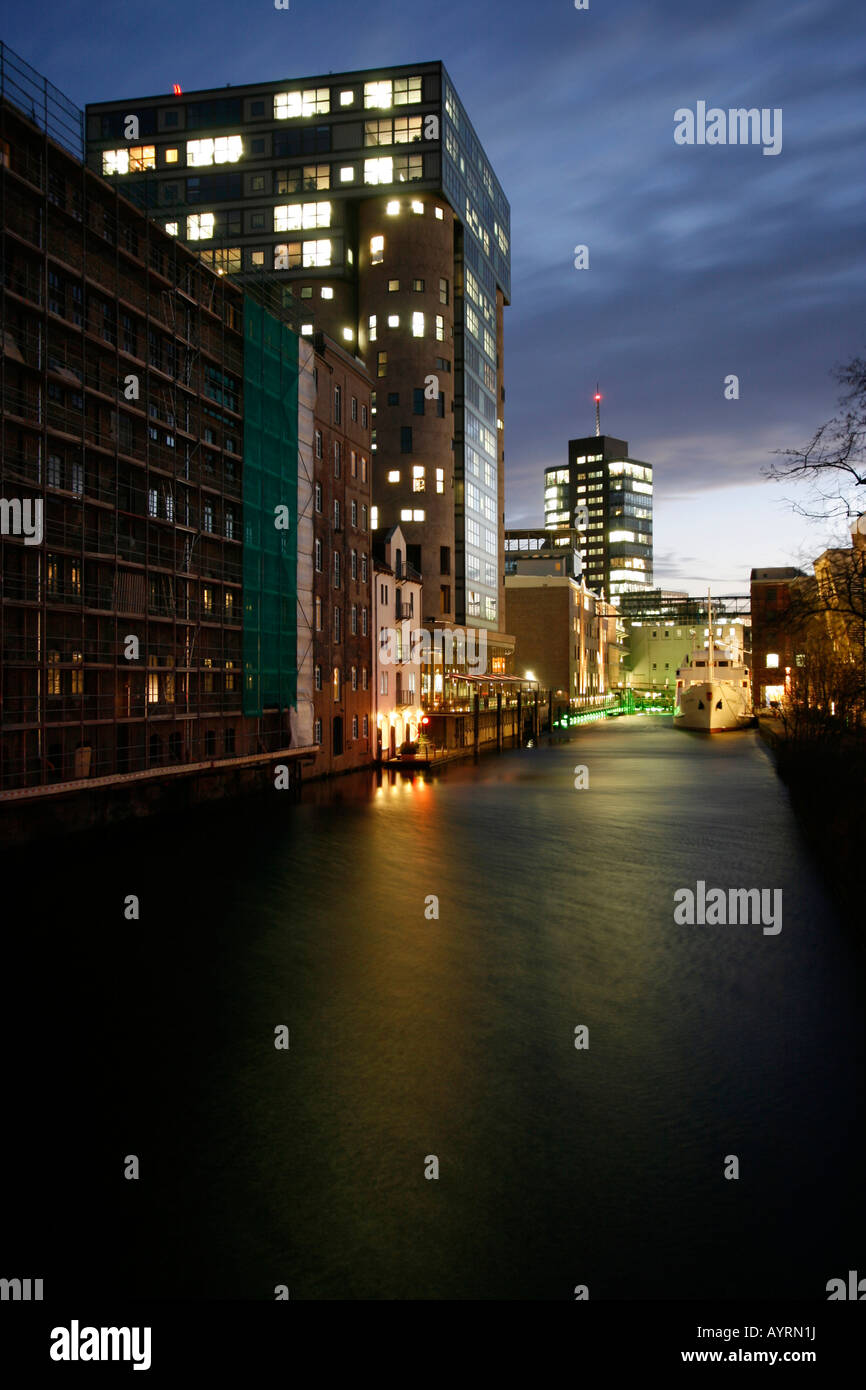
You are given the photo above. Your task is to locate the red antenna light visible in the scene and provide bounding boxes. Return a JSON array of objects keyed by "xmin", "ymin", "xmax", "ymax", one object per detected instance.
[
  {"xmin": 594, "ymin": 393, "xmax": 602, "ymax": 402},
  {"xmin": 173, "ymin": 83, "xmax": 183, "ymax": 96}
]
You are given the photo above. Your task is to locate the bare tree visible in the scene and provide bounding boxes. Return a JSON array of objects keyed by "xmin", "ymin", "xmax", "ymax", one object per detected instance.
[{"xmin": 768, "ymin": 352, "xmax": 866, "ymax": 525}]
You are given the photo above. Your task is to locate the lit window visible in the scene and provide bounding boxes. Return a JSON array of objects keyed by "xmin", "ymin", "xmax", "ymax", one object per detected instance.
[
  {"xmin": 274, "ymin": 242, "xmax": 301, "ymax": 268},
  {"xmin": 364, "ymin": 80, "xmax": 392, "ymax": 109},
  {"xmin": 274, "ymin": 201, "xmax": 331, "ymax": 231},
  {"xmin": 126, "ymin": 145, "xmax": 156, "ymax": 171},
  {"xmin": 400, "ymin": 509, "xmax": 412, "ymax": 521},
  {"xmin": 377, "ymin": 351, "xmax": 387, "ymax": 377},
  {"xmin": 364, "ymin": 157, "xmax": 393, "ymax": 185},
  {"xmin": 393, "ymin": 76, "xmax": 422, "ymax": 105},
  {"xmin": 186, "ymin": 135, "xmax": 243, "ymax": 166},
  {"xmin": 102, "ymin": 148, "xmax": 129, "ymax": 175},
  {"xmin": 413, "ymin": 509, "xmax": 424, "ymax": 521},
  {"xmin": 394, "ymin": 154, "xmax": 423, "ymax": 182},
  {"xmin": 251, "ymin": 250, "xmax": 265, "ymax": 266},
  {"xmin": 301, "ymin": 323, "xmax": 313, "ymax": 335},
  {"xmin": 340, "ymin": 166, "xmax": 355, "ymax": 182},
  {"xmin": 766, "ymin": 653, "xmax": 780, "ymax": 668},
  {"xmin": 435, "ymin": 468, "xmax": 444, "ymax": 493},
  {"xmin": 413, "ymin": 466, "xmax": 425, "ymax": 493},
  {"xmin": 165, "ymin": 221, "xmax": 179, "ymax": 237},
  {"xmin": 435, "ymin": 315, "xmax": 444, "ymax": 341},
  {"xmin": 303, "ymin": 239, "xmax": 332, "ymax": 266},
  {"xmin": 388, "ymin": 314, "xmax": 399, "ymax": 328},
  {"xmin": 164, "ymin": 148, "xmax": 179, "ymax": 164},
  {"xmin": 388, "ymin": 470, "xmax": 400, "ymax": 482},
  {"xmin": 386, "ymin": 200, "xmax": 400, "ymax": 215},
  {"xmin": 412, "ymin": 311, "xmax": 424, "ymax": 337},
  {"xmin": 340, "ymin": 90, "xmax": 354, "ymax": 106},
  {"xmin": 411, "ymin": 200, "xmax": 424, "ymax": 215},
  {"xmin": 434, "ymin": 206, "xmax": 444, "ymax": 220},
  {"xmin": 368, "ymin": 314, "xmax": 377, "ymax": 341},
  {"xmin": 187, "ymin": 213, "xmax": 215, "ymax": 240},
  {"xmin": 342, "ymin": 328, "xmax": 353, "ymax": 342},
  {"xmin": 274, "ymin": 89, "xmax": 330, "ymax": 119},
  {"xmin": 370, "ymin": 234, "xmax": 384, "ymax": 264},
  {"xmin": 321, "ymin": 286, "xmax": 334, "ymax": 299}
]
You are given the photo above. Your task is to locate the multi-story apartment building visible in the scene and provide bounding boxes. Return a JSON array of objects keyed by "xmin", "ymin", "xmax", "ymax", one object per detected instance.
[
  {"xmin": 505, "ymin": 574, "xmax": 619, "ymax": 699},
  {"xmin": 84, "ymin": 61, "xmax": 512, "ymax": 639},
  {"xmin": 310, "ymin": 333, "xmax": 374, "ymax": 775},
  {"xmin": 544, "ymin": 434, "xmax": 653, "ymax": 600},
  {"xmin": 371, "ymin": 523, "xmax": 423, "ymax": 758},
  {"xmin": 0, "ymin": 60, "xmax": 314, "ymax": 812}
]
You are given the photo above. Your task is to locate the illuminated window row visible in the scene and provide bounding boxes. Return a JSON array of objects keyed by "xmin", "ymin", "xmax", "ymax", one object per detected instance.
[
  {"xmin": 187, "ymin": 136, "xmax": 243, "ymax": 166},
  {"xmin": 274, "ymin": 201, "xmax": 331, "ymax": 231},
  {"xmin": 274, "ymin": 88, "xmax": 330, "ymax": 119},
  {"xmin": 103, "ymin": 137, "xmax": 246, "ymax": 174},
  {"xmin": 274, "ymin": 239, "xmax": 332, "ymax": 268},
  {"xmin": 363, "ymin": 155, "xmax": 424, "ymax": 184},
  {"xmin": 365, "ymin": 117, "xmax": 423, "ymax": 146},
  {"xmin": 386, "ymin": 198, "xmax": 425, "ymax": 215},
  {"xmin": 102, "ymin": 146, "xmax": 155, "ymax": 174},
  {"xmin": 364, "ymin": 76, "xmax": 422, "ymax": 109}
]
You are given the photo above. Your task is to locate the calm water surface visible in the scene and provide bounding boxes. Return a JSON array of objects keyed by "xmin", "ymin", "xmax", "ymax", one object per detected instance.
[{"xmin": 5, "ymin": 716, "xmax": 864, "ymax": 1299}]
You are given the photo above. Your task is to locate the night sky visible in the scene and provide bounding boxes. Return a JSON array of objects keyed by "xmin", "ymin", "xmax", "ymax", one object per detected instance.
[{"xmin": 5, "ymin": 0, "xmax": 864, "ymax": 591}]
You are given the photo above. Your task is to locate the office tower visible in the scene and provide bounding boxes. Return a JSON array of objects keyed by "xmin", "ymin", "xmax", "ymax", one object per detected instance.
[
  {"xmin": 0, "ymin": 52, "xmax": 320, "ymax": 814},
  {"xmin": 544, "ymin": 434, "xmax": 653, "ymax": 600},
  {"xmin": 85, "ymin": 62, "xmax": 511, "ymax": 635}
]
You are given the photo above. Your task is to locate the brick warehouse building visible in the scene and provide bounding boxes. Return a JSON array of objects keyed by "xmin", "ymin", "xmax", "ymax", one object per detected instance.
[
  {"xmin": 0, "ymin": 54, "xmax": 379, "ymax": 819},
  {"xmin": 83, "ymin": 61, "xmax": 513, "ymax": 653}
]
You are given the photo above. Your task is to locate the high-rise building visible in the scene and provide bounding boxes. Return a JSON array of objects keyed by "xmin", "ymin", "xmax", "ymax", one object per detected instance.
[
  {"xmin": 544, "ymin": 434, "xmax": 653, "ymax": 600},
  {"xmin": 84, "ymin": 62, "xmax": 511, "ymax": 637}
]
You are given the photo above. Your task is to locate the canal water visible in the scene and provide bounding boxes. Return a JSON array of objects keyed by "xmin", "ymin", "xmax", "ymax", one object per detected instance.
[{"xmin": 5, "ymin": 715, "xmax": 864, "ymax": 1300}]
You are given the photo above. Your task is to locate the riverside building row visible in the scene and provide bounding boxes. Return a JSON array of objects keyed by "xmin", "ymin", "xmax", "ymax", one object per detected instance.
[{"xmin": 0, "ymin": 75, "xmax": 381, "ymax": 804}]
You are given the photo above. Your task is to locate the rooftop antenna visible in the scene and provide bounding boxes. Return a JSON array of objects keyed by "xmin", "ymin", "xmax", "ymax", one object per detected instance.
[{"xmin": 594, "ymin": 385, "xmax": 602, "ymax": 437}]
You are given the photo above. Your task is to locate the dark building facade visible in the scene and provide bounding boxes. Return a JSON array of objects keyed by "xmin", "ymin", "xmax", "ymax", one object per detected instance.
[
  {"xmin": 310, "ymin": 333, "xmax": 374, "ymax": 776},
  {"xmin": 84, "ymin": 62, "xmax": 511, "ymax": 636},
  {"xmin": 544, "ymin": 434, "xmax": 653, "ymax": 600},
  {"xmin": 750, "ymin": 566, "xmax": 808, "ymax": 707},
  {"xmin": 0, "ymin": 73, "xmax": 314, "ymax": 806},
  {"xmin": 504, "ymin": 526, "xmax": 583, "ymax": 580}
]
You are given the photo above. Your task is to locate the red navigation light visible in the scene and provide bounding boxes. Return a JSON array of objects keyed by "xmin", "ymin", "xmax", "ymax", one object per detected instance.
[{"xmin": 173, "ymin": 83, "xmax": 183, "ymax": 96}]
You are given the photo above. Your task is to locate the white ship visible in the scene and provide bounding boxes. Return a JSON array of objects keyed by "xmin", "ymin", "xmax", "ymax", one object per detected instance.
[{"xmin": 673, "ymin": 597, "xmax": 753, "ymax": 732}]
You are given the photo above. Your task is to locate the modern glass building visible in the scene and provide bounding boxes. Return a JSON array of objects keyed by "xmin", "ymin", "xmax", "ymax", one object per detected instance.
[
  {"xmin": 85, "ymin": 62, "xmax": 511, "ymax": 633},
  {"xmin": 544, "ymin": 435, "xmax": 653, "ymax": 600}
]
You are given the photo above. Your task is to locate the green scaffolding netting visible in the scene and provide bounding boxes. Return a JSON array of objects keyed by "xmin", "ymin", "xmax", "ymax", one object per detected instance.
[{"xmin": 242, "ymin": 298, "xmax": 299, "ymax": 717}]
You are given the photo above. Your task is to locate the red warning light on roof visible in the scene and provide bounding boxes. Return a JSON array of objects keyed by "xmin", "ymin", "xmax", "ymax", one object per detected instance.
[{"xmin": 173, "ymin": 84, "xmax": 183, "ymax": 96}]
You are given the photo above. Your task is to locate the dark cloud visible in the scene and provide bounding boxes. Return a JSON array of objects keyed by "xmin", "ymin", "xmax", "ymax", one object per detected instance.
[{"xmin": 9, "ymin": 0, "xmax": 863, "ymax": 581}]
